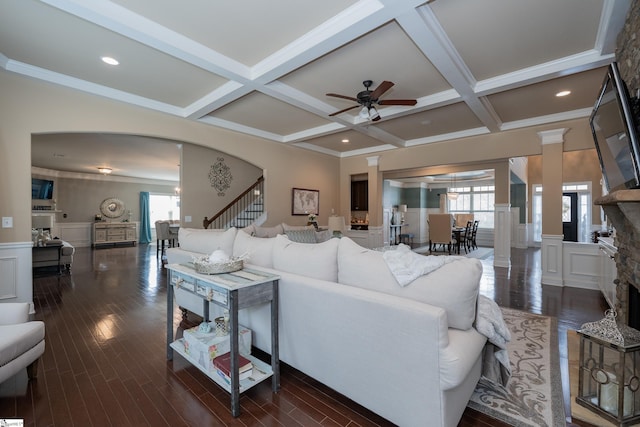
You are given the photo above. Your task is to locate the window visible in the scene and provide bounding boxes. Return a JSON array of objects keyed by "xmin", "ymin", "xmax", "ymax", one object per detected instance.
[
  {"xmin": 449, "ymin": 185, "xmax": 495, "ymax": 228},
  {"xmin": 150, "ymin": 193, "xmax": 180, "ymax": 226}
]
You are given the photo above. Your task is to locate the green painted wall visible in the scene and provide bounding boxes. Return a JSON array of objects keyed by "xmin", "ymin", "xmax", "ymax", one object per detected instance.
[{"xmin": 510, "ymin": 183, "xmax": 527, "ymax": 223}]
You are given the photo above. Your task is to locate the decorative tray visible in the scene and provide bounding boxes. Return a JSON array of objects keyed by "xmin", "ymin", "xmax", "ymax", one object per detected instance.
[{"xmin": 193, "ymin": 258, "xmax": 243, "ymax": 275}]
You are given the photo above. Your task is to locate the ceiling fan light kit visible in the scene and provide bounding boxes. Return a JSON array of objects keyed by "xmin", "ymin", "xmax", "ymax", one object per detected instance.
[{"xmin": 327, "ymin": 80, "xmax": 417, "ymax": 121}]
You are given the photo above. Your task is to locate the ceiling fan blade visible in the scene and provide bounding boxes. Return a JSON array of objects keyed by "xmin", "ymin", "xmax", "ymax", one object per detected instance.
[
  {"xmin": 329, "ymin": 105, "xmax": 360, "ymax": 116},
  {"xmin": 326, "ymin": 93, "xmax": 359, "ymax": 102},
  {"xmin": 370, "ymin": 81, "xmax": 394, "ymax": 100},
  {"xmin": 377, "ymin": 99, "xmax": 417, "ymax": 106}
]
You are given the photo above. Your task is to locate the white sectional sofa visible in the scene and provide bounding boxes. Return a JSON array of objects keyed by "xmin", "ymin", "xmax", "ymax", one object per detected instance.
[
  {"xmin": 166, "ymin": 227, "xmax": 487, "ymax": 427},
  {"xmin": 0, "ymin": 303, "xmax": 46, "ymax": 384}
]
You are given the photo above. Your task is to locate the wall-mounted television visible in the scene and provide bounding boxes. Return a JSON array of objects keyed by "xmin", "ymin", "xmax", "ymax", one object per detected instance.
[
  {"xmin": 31, "ymin": 178, "xmax": 54, "ymax": 200},
  {"xmin": 589, "ymin": 62, "xmax": 640, "ymax": 193}
]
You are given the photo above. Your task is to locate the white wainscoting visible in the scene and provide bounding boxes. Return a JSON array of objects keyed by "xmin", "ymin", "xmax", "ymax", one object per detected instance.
[
  {"xmin": 494, "ymin": 204, "xmax": 511, "ymax": 268},
  {"xmin": 368, "ymin": 225, "xmax": 384, "ymax": 249},
  {"xmin": 57, "ymin": 222, "xmax": 93, "ymax": 247},
  {"xmin": 541, "ymin": 234, "xmax": 563, "ymax": 286},
  {"xmin": 562, "ymin": 242, "xmax": 600, "ymax": 290},
  {"xmin": 0, "ymin": 242, "xmax": 35, "ymax": 311},
  {"xmin": 343, "ymin": 230, "xmax": 370, "ymax": 248}
]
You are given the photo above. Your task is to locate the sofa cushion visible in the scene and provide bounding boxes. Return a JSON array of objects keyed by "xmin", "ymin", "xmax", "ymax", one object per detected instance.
[
  {"xmin": 233, "ymin": 231, "xmax": 275, "ymax": 268},
  {"xmin": 0, "ymin": 322, "xmax": 45, "ymax": 366},
  {"xmin": 178, "ymin": 227, "xmax": 237, "ymax": 256},
  {"xmin": 272, "ymin": 234, "xmax": 339, "ymax": 282},
  {"xmin": 439, "ymin": 328, "xmax": 486, "ymax": 390},
  {"xmin": 282, "ymin": 223, "xmax": 315, "ymax": 232},
  {"xmin": 254, "ymin": 224, "xmax": 284, "ymax": 238},
  {"xmin": 315, "ymin": 229, "xmax": 332, "ymax": 243},
  {"xmin": 337, "ymin": 237, "xmax": 481, "ymax": 330},
  {"xmin": 284, "ymin": 229, "xmax": 317, "ymax": 243}
]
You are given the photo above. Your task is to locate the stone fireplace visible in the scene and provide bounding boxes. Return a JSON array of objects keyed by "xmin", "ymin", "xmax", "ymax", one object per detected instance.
[{"xmin": 596, "ymin": 190, "xmax": 640, "ymax": 327}]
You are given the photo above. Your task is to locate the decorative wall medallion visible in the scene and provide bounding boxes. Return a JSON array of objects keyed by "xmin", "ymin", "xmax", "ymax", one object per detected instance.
[
  {"xmin": 100, "ymin": 198, "xmax": 125, "ymax": 218},
  {"xmin": 208, "ymin": 157, "xmax": 233, "ymax": 196}
]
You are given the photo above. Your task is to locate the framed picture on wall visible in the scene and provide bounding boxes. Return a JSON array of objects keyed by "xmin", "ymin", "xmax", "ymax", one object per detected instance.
[{"xmin": 292, "ymin": 188, "xmax": 319, "ymax": 215}]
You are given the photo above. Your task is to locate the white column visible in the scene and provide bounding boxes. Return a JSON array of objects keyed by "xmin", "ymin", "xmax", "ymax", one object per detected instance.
[
  {"xmin": 494, "ymin": 203, "xmax": 511, "ymax": 268},
  {"xmin": 538, "ymin": 128, "xmax": 567, "ymax": 286}
]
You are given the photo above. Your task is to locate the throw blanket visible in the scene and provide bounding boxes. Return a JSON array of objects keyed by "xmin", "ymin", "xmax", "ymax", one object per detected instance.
[
  {"xmin": 382, "ymin": 244, "xmax": 457, "ymax": 286},
  {"xmin": 476, "ymin": 295, "xmax": 511, "ymax": 386}
]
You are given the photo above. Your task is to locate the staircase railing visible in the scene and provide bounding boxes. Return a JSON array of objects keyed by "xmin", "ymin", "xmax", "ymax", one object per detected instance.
[{"xmin": 203, "ymin": 176, "xmax": 264, "ymax": 229}]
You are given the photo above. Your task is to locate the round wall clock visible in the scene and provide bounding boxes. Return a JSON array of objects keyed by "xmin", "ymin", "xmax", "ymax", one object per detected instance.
[{"xmin": 100, "ymin": 198, "xmax": 125, "ymax": 219}]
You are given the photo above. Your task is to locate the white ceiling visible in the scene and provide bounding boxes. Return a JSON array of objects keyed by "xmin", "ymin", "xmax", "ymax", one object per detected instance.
[{"xmin": 2, "ymin": 0, "xmax": 630, "ymax": 181}]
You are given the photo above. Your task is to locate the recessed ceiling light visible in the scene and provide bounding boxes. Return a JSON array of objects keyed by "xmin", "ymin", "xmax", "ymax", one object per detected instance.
[
  {"xmin": 97, "ymin": 167, "xmax": 112, "ymax": 174},
  {"xmin": 342, "ymin": 139, "xmax": 349, "ymax": 143},
  {"xmin": 101, "ymin": 56, "xmax": 119, "ymax": 66},
  {"xmin": 556, "ymin": 90, "xmax": 571, "ymax": 97}
]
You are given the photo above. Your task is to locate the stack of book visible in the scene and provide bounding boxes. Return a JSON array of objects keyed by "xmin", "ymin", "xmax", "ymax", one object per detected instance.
[{"xmin": 213, "ymin": 352, "xmax": 253, "ymax": 384}]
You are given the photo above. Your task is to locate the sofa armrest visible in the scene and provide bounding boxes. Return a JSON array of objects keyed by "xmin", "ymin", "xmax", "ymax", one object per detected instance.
[{"xmin": 0, "ymin": 302, "xmax": 30, "ymax": 325}]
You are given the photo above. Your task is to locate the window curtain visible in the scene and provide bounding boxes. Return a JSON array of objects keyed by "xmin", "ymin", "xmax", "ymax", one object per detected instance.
[{"xmin": 139, "ymin": 192, "xmax": 152, "ymax": 244}]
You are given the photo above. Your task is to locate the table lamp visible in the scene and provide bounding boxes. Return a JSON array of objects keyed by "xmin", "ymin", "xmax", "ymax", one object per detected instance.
[
  {"xmin": 400, "ymin": 204, "xmax": 407, "ymax": 224},
  {"xmin": 328, "ymin": 216, "xmax": 345, "ymax": 238}
]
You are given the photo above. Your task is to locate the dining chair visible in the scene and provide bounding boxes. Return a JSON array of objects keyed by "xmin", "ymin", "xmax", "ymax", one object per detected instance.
[
  {"xmin": 468, "ymin": 220, "xmax": 479, "ymax": 250},
  {"xmin": 461, "ymin": 220, "xmax": 473, "ymax": 253},
  {"xmin": 428, "ymin": 214, "xmax": 455, "ymax": 254},
  {"xmin": 168, "ymin": 222, "xmax": 179, "ymax": 247},
  {"xmin": 155, "ymin": 220, "xmax": 173, "ymax": 258}
]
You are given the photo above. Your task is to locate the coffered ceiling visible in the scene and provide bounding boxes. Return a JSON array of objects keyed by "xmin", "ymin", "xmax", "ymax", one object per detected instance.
[{"xmin": 1, "ymin": 0, "xmax": 631, "ymax": 178}]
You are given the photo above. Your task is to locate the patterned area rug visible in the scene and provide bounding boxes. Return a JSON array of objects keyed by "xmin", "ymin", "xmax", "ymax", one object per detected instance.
[{"xmin": 467, "ymin": 308, "xmax": 566, "ymax": 427}]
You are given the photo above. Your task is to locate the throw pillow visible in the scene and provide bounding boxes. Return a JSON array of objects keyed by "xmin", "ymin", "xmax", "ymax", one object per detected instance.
[
  {"xmin": 241, "ymin": 224, "xmax": 256, "ymax": 236},
  {"xmin": 233, "ymin": 230, "xmax": 275, "ymax": 268},
  {"xmin": 254, "ymin": 224, "xmax": 284, "ymax": 238},
  {"xmin": 285, "ymin": 229, "xmax": 317, "ymax": 243},
  {"xmin": 337, "ymin": 237, "xmax": 480, "ymax": 330},
  {"xmin": 178, "ymin": 227, "xmax": 237, "ymax": 256},
  {"xmin": 272, "ymin": 234, "xmax": 339, "ymax": 282}
]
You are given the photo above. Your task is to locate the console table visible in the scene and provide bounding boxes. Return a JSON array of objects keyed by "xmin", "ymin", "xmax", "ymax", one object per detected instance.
[
  {"xmin": 166, "ymin": 263, "xmax": 280, "ymax": 417},
  {"xmin": 93, "ymin": 222, "xmax": 137, "ymax": 247}
]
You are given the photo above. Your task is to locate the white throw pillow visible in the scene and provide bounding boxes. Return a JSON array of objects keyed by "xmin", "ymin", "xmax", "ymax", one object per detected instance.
[
  {"xmin": 233, "ymin": 231, "xmax": 275, "ymax": 268},
  {"xmin": 241, "ymin": 224, "xmax": 256, "ymax": 236},
  {"xmin": 272, "ymin": 234, "xmax": 339, "ymax": 282},
  {"xmin": 178, "ymin": 227, "xmax": 237, "ymax": 256},
  {"xmin": 337, "ymin": 237, "xmax": 480, "ymax": 330},
  {"xmin": 254, "ymin": 224, "xmax": 284, "ymax": 238}
]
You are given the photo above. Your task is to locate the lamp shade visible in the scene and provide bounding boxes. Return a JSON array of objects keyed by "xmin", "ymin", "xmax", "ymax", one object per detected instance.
[
  {"xmin": 399, "ymin": 204, "xmax": 407, "ymax": 212},
  {"xmin": 328, "ymin": 216, "xmax": 345, "ymax": 234}
]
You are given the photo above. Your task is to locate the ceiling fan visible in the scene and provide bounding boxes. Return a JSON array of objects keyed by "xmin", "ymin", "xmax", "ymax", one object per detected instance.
[{"xmin": 326, "ymin": 80, "xmax": 417, "ymax": 122}]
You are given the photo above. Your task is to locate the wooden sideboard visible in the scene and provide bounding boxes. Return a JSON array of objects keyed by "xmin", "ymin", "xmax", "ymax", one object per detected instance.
[{"xmin": 93, "ymin": 222, "xmax": 138, "ymax": 247}]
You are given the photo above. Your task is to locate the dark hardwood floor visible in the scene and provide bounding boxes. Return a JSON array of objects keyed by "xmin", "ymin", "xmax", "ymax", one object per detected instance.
[{"xmin": 0, "ymin": 244, "xmax": 607, "ymax": 426}]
